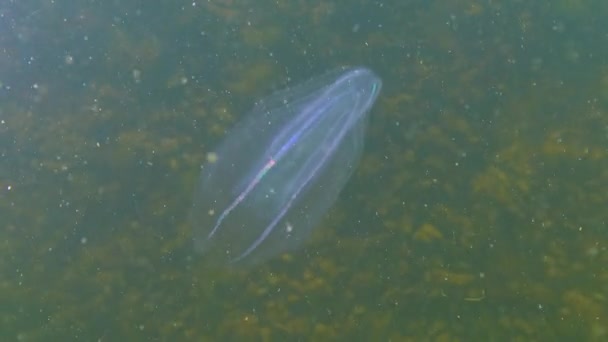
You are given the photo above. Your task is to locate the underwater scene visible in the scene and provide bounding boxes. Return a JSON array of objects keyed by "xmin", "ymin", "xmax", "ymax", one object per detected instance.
[{"xmin": 1, "ymin": 0, "xmax": 608, "ymax": 340}]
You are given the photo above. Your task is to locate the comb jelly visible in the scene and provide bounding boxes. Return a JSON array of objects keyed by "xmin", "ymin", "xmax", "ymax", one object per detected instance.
[{"xmin": 191, "ymin": 67, "xmax": 382, "ymax": 266}]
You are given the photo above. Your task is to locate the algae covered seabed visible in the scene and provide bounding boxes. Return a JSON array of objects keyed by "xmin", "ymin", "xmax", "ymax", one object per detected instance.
[{"xmin": 1, "ymin": 0, "xmax": 608, "ymax": 340}]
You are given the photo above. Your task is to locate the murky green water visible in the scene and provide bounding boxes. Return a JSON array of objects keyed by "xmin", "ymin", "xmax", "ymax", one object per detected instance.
[{"xmin": 1, "ymin": 0, "xmax": 608, "ymax": 340}]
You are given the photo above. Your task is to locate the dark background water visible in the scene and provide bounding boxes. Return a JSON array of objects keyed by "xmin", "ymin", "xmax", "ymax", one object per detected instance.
[{"xmin": 1, "ymin": 0, "xmax": 608, "ymax": 340}]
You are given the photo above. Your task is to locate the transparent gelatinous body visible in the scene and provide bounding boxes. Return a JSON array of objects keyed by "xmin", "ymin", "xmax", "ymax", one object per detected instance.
[{"xmin": 191, "ymin": 67, "xmax": 382, "ymax": 266}]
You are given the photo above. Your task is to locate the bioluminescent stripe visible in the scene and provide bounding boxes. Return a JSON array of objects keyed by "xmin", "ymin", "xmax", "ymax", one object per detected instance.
[
  {"xmin": 208, "ymin": 75, "xmax": 380, "ymax": 263},
  {"xmin": 231, "ymin": 128, "xmax": 349, "ymax": 262},
  {"xmin": 205, "ymin": 97, "xmax": 334, "ymax": 245},
  {"xmin": 207, "ymin": 97, "xmax": 334, "ymax": 241},
  {"xmin": 206, "ymin": 158, "xmax": 276, "ymax": 239},
  {"xmin": 268, "ymin": 73, "xmax": 358, "ymax": 160},
  {"xmin": 231, "ymin": 95, "xmax": 367, "ymax": 263},
  {"xmin": 267, "ymin": 70, "xmax": 371, "ymax": 165}
]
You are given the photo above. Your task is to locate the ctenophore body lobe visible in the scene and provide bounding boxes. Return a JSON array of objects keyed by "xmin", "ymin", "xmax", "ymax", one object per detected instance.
[{"xmin": 191, "ymin": 67, "xmax": 382, "ymax": 266}]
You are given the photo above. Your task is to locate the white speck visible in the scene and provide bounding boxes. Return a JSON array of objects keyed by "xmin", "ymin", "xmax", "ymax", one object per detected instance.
[
  {"xmin": 206, "ymin": 152, "xmax": 218, "ymax": 164},
  {"xmin": 132, "ymin": 69, "xmax": 142, "ymax": 83}
]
